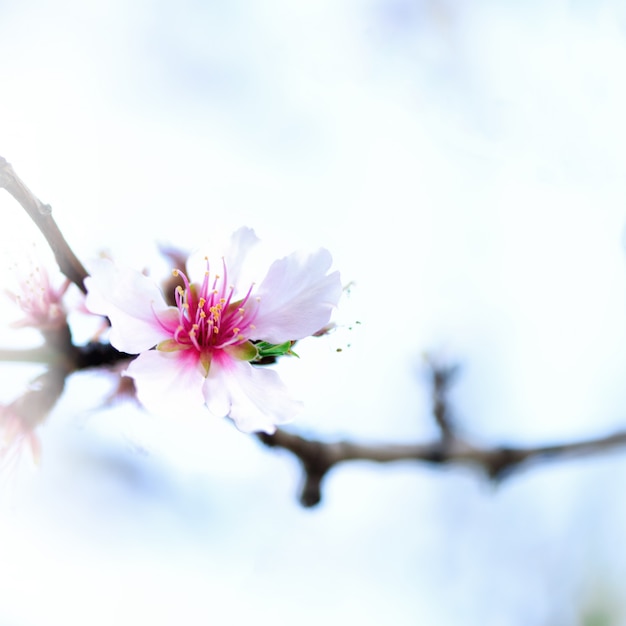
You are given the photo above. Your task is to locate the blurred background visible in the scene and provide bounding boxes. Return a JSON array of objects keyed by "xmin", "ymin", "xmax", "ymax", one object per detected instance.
[{"xmin": 2, "ymin": 0, "xmax": 626, "ymax": 624}]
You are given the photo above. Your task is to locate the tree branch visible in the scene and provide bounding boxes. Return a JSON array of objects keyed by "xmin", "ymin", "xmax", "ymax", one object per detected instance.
[
  {"xmin": 258, "ymin": 425, "xmax": 626, "ymax": 507},
  {"xmin": 257, "ymin": 358, "xmax": 626, "ymax": 506},
  {"xmin": 0, "ymin": 157, "xmax": 89, "ymax": 293}
]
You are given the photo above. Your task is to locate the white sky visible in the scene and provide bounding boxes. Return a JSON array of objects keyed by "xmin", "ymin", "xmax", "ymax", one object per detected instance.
[{"xmin": 2, "ymin": 1, "xmax": 626, "ymax": 624}]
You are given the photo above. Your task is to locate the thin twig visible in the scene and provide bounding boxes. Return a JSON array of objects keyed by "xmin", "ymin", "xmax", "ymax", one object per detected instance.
[
  {"xmin": 0, "ymin": 157, "xmax": 88, "ymax": 293},
  {"xmin": 425, "ymin": 355, "xmax": 459, "ymax": 443}
]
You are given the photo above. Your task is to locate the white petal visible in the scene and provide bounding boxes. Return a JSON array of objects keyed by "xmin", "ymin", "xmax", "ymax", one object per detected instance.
[
  {"xmin": 85, "ymin": 259, "xmax": 175, "ymax": 353},
  {"xmin": 202, "ymin": 357, "xmax": 302, "ymax": 434},
  {"xmin": 223, "ymin": 227, "xmax": 260, "ymax": 287},
  {"xmin": 125, "ymin": 350, "xmax": 206, "ymax": 417},
  {"xmin": 251, "ymin": 248, "xmax": 342, "ymax": 342},
  {"xmin": 186, "ymin": 227, "xmax": 260, "ymax": 289}
]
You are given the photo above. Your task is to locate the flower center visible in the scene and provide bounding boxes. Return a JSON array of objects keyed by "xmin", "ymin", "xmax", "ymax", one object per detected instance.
[{"xmin": 170, "ymin": 258, "xmax": 256, "ymax": 354}]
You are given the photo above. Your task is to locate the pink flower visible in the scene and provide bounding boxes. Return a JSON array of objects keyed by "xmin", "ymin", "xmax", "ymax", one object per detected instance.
[
  {"xmin": 0, "ymin": 403, "xmax": 41, "ymax": 468},
  {"xmin": 5, "ymin": 264, "xmax": 70, "ymax": 331},
  {"xmin": 84, "ymin": 228, "xmax": 342, "ymax": 433}
]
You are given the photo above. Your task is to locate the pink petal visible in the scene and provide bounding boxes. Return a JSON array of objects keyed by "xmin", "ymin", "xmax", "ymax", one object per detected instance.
[
  {"xmin": 125, "ymin": 350, "xmax": 206, "ymax": 416},
  {"xmin": 250, "ymin": 248, "xmax": 342, "ymax": 343},
  {"xmin": 85, "ymin": 259, "xmax": 176, "ymax": 353},
  {"xmin": 202, "ymin": 356, "xmax": 302, "ymax": 433}
]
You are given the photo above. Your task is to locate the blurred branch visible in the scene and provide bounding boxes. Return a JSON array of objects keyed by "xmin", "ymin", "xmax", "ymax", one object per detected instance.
[
  {"xmin": 0, "ymin": 347, "xmax": 58, "ymax": 364},
  {"xmin": 0, "ymin": 342, "xmax": 131, "ymax": 371},
  {"xmin": 72, "ymin": 342, "xmax": 133, "ymax": 370},
  {"xmin": 259, "ymin": 426, "xmax": 626, "ymax": 507},
  {"xmin": 0, "ymin": 156, "xmax": 88, "ymax": 293},
  {"xmin": 0, "ymin": 341, "xmax": 132, "ymax": 371},
  {"xmin": 258, "ymin": 360, "xmax": 626, "ymax": 507}
]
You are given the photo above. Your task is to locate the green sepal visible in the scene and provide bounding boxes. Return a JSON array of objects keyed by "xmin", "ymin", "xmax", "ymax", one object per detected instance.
[
  {"xmin": 255, "ymin": 341, "xmax": 299, "ymax": 359},
  {"xmin": 157, "ymin": 339, "xmax": 188, "ymax": 352},
  {"xmin": 226, "ymin": 340, "xmax": 259, "ymax": 362}
]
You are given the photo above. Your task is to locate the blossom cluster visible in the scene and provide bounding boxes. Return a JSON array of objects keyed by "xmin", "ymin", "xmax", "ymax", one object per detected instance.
[
  {"xmin": 0, "ymin": 227, "xmax": 341, "ymax": 466},
  {"xmin": 0, "ymin": 263, "xmax": 72, "ymax": 465}
]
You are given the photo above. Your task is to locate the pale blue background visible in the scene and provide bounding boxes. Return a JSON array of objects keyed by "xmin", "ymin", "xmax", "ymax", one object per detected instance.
[{"xmin": 2, "ymin": 1, "xmax": 626, "ymax": 624}]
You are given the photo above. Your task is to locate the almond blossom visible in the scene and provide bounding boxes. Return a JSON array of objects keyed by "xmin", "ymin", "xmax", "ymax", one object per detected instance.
[
  {"xmin": 84, "ymin": 228, "xmax": 341, "ymax": 433},
  {"xmin": 5, "ymin": 263, "xmax": 70, "ymax": 331}
]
